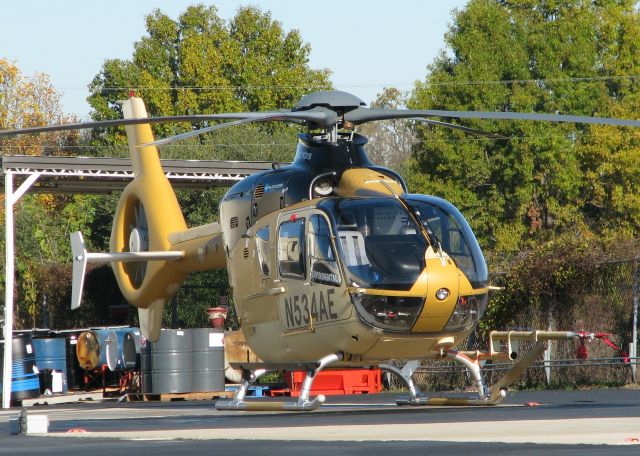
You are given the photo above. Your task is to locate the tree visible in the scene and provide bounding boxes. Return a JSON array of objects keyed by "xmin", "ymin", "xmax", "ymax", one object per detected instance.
[
  {"xmin": 408, "ymin": 0, "xmax": 640, "ymax": 251},
  {"xmin": 0, "ymin": 58, "xmax": 78, "ymax": 155},
  {"xmin": 356, "ymin": 87, "xmax": 416, "ymax": 171},
  {"xmin": 85, "ymin": 5, "xmax": 331, "ymax": 327},
  {"xmin": 0, "ymin": 59, "xmax": 99, "ymax": 328},
  {"xmin": 87, "ymin": 4, "xmax": 332, "ymax": 148}
]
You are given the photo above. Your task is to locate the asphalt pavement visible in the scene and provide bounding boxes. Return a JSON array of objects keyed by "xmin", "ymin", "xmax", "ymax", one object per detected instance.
[{"xmin": 0, "ymin": 388, "xmax": 638, "ymax": 455}]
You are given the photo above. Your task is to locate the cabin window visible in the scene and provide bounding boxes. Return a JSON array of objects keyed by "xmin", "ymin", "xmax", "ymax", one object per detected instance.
[
  {"xmin": 404, "ymin": 195, "xmax": 488, "ymax": 289},
  {"xmin": 256, "ymin": 226, "xmax": 270, "ymax": 276},
  {"xmin": 319, "ymin": 198, "xmax": 426, "ymax": 291},
  {"xmin": 278, "ymin": 218, "xmax": 306, "ymax": 279},
  {"xmin": 308, "ymin": 215, "xmax": 341, "ymax": 286}
]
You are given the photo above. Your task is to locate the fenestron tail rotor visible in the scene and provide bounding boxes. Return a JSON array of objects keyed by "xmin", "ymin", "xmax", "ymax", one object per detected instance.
[
  {"xmin": 124, "ymin": 198, "xmax": 149, "ymax": 289},
  {"xmin": 70, "ymin": 97, "xmax": 227, "ymax": 341}
]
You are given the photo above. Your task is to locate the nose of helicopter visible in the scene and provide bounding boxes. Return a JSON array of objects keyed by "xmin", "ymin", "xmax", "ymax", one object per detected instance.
[
  {"xmin": 410, "ymin": 253, "xmax": 461, "ymax": 332},
  {"xmin": 410, "ymin": 251, "xmax": 489, "ymax": 334}
]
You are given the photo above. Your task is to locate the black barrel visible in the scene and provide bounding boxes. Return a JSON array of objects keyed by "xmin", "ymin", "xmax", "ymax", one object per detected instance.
[
  {"xmin": 0, "ymin": 334, "xmax": 41, "ymax": 403},
  {"xmin": 123, "ymin": 330, "xmax": 141, "ymax": 370},
  {"xmin": 191, "ymin": 328, "xmax": 225, "ymax": 392},
  {"xmin": 64, "ymin": 332, "xmax": 84, "ymax": 390},
  {"xmin": 141, "ymin": 329, "xmax": 194, "ymax": 394}
]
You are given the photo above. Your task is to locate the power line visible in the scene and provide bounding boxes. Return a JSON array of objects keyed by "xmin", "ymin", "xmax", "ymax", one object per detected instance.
[
  {"xmin": 52, "ymin": 75, "xmax": 640, "ymax": 92},
  {"xmin": 424, "ymin": 75, "xmax": 640, "ymax": 87}
]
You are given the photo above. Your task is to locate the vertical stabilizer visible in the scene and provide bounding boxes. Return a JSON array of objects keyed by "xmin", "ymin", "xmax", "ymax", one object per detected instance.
[{"xmin": 109, "ymin": 97, "xmax": 188, "ymax": 341}]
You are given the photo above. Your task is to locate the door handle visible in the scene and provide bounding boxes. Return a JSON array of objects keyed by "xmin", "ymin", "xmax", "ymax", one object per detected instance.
[{"xmin": 269, "ymin": 286, "xmax": 286, "ymax": 295}]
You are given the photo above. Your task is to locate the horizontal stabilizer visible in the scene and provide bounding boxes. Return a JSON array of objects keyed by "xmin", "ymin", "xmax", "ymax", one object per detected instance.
[{"xmin": 70, "ymin": 231, "xmax": 184, "ymax": 310}]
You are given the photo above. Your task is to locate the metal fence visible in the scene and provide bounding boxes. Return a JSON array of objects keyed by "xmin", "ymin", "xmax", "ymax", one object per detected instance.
[{"xmin": 414, "ymin": 257, "xmax": 640, "ymax": 391}]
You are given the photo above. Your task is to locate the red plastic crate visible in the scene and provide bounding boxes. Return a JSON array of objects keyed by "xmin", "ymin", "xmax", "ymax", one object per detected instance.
[{"xmin": 285, "ymin": 369, "xmax": 382, "ymax": 397}]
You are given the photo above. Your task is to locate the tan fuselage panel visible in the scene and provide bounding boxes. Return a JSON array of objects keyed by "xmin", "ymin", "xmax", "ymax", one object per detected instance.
[
  {"xmin": 336, "ymin": 168, "xmax": 404, "ymax": 197},
  {"xmin": 168, "ymin": 223, "xmax": 226, "ymax": 273}
]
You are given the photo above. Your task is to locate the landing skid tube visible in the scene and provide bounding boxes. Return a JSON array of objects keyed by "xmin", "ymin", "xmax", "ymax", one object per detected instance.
[{"xmin": 215, "ymin": 353, "xmax": 343, "ymax": 412}]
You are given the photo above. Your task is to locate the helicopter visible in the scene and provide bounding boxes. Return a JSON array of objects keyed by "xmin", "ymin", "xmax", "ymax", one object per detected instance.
[{"xmin": 2, "ymin": 90, "xmax": 638, "ymax": 411}]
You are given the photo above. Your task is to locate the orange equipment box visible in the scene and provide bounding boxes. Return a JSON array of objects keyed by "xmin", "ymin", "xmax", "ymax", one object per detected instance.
[{"xmin": 285, "ymin": 368, "xmax": 382, "ymax": 397}]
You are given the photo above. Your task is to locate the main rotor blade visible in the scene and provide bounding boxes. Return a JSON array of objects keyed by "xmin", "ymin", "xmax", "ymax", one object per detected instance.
[
  {"xmin": 0, "ymin": 113, "xmax": 271, "ymax": 137},
  {"xmin": 143, "ymin": 108, "xmax": 339, "ymax": 147},
  {"xmin": 142, "ymin": 113, "xmax": 292, "ymax": 147},
  {"xmin": 411, "ymin": 118, "xmax": 506, "ymax": 139},
  {"xmin": 0, "ymin": 107, "xmax": 338, "ymax": 137},
  {"xmin": 346, "ymin": 107, "xmax": 640, "ymax": 128}
]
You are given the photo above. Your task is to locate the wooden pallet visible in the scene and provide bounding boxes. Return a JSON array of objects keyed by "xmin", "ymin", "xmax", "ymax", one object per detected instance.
[{"xmin": 142, "ymin": 391, "xmax": 233, "ymax": 402}]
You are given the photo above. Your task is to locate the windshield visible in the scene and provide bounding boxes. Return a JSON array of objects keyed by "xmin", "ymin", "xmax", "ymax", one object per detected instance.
[
  {"xmin": 403, "ymin": 195, "xmax": 488, "ymax": 289},
  {"xmin": 319, "ymin": 198, "xmax": 427, "ymax": 290}
]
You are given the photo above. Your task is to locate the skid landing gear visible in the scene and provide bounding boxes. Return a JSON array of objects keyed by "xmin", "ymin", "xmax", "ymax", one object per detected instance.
[
  {"xmin": 215, "ymin": 353, "xmax": 343, "ymax": 412},
  {"xmin": 382, "ymin": 348, "xmax": 523, "ymax": 407},
  {"xmin": 385, "ymin": 330, "xmax": 583, "ymax": 407}
]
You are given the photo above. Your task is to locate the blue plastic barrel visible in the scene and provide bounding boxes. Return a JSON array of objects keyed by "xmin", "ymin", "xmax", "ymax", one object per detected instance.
[
  {"xmin": 0, "ymin": 334, "xmax": 41, "ymax": 403},
  {"xmin": 106, "ymin": 328, "xmax": 141, "ymax": 371},
  {"xmin": 32, "ymin": 338, "xmax": 68, "ymax": 393}
]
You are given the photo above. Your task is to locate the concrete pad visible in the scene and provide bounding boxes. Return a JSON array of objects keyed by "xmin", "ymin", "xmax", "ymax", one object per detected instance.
[{"xmin": 46, "ymin": 417, "xmax": 640, "ymax": 446}]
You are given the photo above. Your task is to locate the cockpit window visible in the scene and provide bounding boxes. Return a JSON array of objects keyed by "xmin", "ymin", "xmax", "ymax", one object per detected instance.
[
  {"xmin": 256, "ymin": 226, "xmax": 270, "ymax": 276},
  {"xmin": 309, "ymin": 215, "xmax": 341, "ymax": 286},
  {"xmin": 278, "ymin": 219, "xmax": 306, "ymax": 279},
  {"xmin": 404, "ymin": 195, "xmax": 488, "ymax": 289},
  {"xmin": 319, "ymin": 198, "xmax": 426, "ymax": 291}
]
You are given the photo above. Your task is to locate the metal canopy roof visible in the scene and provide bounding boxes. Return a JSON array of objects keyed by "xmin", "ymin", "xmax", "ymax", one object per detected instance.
[
  {"xmin": 0, "ymin": 155, "xmax": 278, "ymax": 193},
  {"xmin": 0, "ymin": 153, "xmax": 283, "ymax": 408}
]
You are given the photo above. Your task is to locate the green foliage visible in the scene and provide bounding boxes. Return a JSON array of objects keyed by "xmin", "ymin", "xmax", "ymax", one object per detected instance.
[
  {"xmin": 20, "ymin": 264, "xmax": 124, "ymax": 330},
  {"xmin": 62, "ymin": 4, "xmax": 329, "ymax": 329},
  {"xmin": 17, "ymin": 195, "xmax": 97, "ymax": 263},
  {"xmin": 156, "ymin": 123, "xmax": 298, "ymax": 162},
  {"xmin": 482, "ymin": 235, "xmax": 639, "ymax": 338},
  {"xmin": 409, "ymin": 0, "xmax": 640, "ymax": 251},
  {"xmin": 87, "ymin": 4, "xmax": 331, "ymax": 146},
  {"xmin": 11, "ymin": 195, "xmax": 100, "ymax": 327},
  {"xmin": 482, "ymin": 235, "xmax": 600, "ymax": 332}
]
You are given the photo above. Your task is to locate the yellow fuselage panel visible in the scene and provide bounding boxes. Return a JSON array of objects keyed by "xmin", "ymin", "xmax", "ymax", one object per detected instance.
[
  {"xmin": 336, "ymin": 168, "xmax": 404, "ymax": 197},
  {"xmin": 230, "ymin": 212, "xmax": 482, "ymax": 362},
  {"xmin": 411, "ymin": 256, "xmax": 460, "ymax": 332}
]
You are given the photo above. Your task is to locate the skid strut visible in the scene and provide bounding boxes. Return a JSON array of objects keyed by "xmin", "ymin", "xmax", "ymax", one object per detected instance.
[
  {"xmin": 383, "ymin": 353, "xmax": 506, "ymax": 407},
  {"xmin": 215, "ymin": 353, "xmax": 343, "ymax": 411}
]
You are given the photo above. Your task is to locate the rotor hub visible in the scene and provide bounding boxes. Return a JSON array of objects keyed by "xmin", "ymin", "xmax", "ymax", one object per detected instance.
[
  {"xmin": 129, "ymin": 227, "xmax": 149, "ymax": 253},
  {"xmin": 294, "ymin": 90, "xmax": 366, "ymax": 115}
]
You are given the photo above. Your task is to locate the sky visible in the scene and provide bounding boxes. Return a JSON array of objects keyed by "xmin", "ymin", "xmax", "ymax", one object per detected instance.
[{"xmin": 0, "ymin": 1, "xmax": 468, "ymax": 119}]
